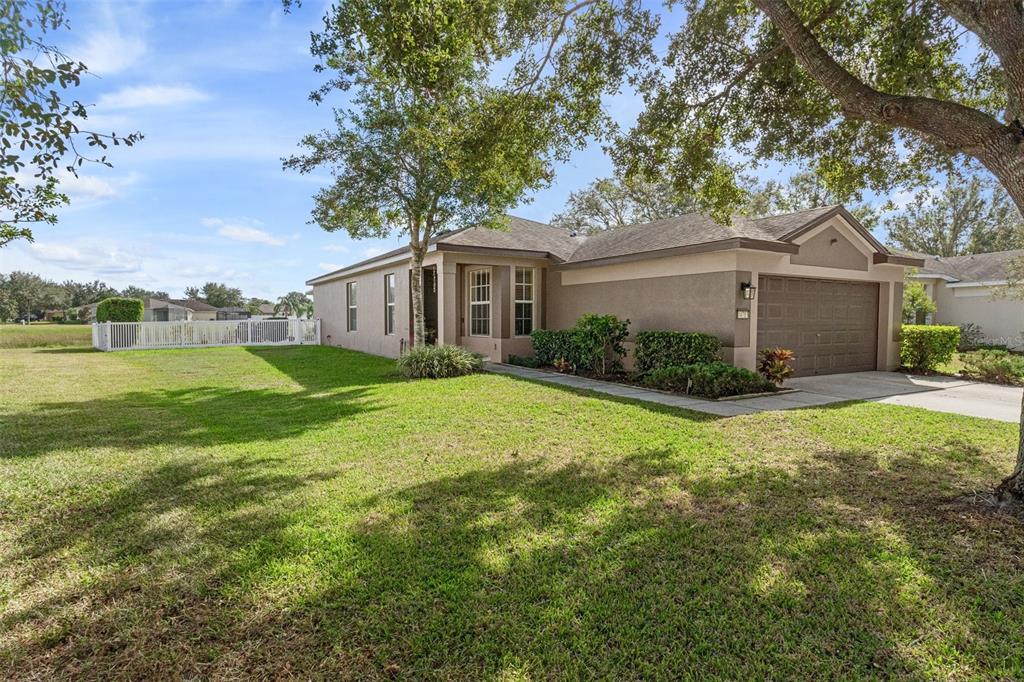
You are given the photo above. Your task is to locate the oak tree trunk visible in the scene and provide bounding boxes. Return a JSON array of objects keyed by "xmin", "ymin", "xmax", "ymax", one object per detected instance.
[{"xmin": 409, "ymin": 243, "xmax": 427, "ymax": 347}]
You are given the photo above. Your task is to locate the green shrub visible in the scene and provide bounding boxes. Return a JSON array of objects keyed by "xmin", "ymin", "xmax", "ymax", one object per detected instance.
[
  {"xmin": 634, "ymin": 331, "xmax": 721, "ymax": 373},
  {"xmin": 95, "ymin": 297, "xmax": 144, "ymax": 323},
  {"xmin": 530, "ymin": 329, "xmax": 582, "ymax": 368},
  {"xmin": 572, "ymin": 313, "xmax": 630, "ymax": 375},
  {"xmin": 899, "ymin": 325, "xmax": 960, "ymax": 372},
  {"xmin": 643, "ymin": 362, "xmax": 774, "ymax": 399},
  {"xmin": 506, "ymin": 354, "xmax": 544, "ymax": 368},
  {"xmin": 642, "ymin": 366, "xmax": 692, "ymax": 393},
  {"xmin": 959, "ymin": 349, "xmax": 1024, "ymax": 385},
  {"xmin": 397, "ymin": 344, "xmax": 482, "ymax": 379}
]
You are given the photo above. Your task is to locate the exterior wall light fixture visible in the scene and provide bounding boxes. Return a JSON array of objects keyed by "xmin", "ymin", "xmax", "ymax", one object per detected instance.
[{"xmin": 740, "ymin": 282, "xmax": 757, "ymax": 300}]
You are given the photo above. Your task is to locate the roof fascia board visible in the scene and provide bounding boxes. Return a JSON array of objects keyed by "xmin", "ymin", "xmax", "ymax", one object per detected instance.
[
  {"xmin": 434, "ymin": 243, "xmax": 559, "ymax": 261},
  {"xmin": 872, "ymin": 253, "xmax": 925, "ymax": 267},
  {"xmin": 946, "ymin": 279, "xmax": 1009, "ymax": 289},
  {"xmin": 306, "ymin": 244, "xmax": 437, "ymax": 285}
]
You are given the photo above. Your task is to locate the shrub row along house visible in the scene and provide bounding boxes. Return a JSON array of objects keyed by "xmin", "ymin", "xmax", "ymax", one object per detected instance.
[
  {"xmin": 307, "ymin": 205, "xmax": 924, "ymax": 377},
  {"xmin": 911, "ymin": 249, "xmax": 1024, "ymax": 350}
]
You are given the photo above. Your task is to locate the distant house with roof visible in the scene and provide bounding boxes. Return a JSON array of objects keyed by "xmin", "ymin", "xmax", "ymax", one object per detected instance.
[
  {"xmin": 168, "ymin": 299, "xmax": 220, "ymax": 321},
  {"xmin": 78, "ymin": 297, "xmax": 192, "ymax": 322},
  {"xmin": 910, "ymin": 249, "xmax": 1024, "ymax": 349}
]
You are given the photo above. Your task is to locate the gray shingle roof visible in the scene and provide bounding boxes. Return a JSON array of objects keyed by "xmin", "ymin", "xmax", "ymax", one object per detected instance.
[
  {"xmin": 168, "ymin": 298, "xmax": 219, "ymax": 312},
  {"xmin": 440, "ymin": 216, "xmax": 582, "ymax": 261},
  {"xmin": 917, "ymin": 249, "xmax": 1024, "ymax": 283},
  {"xmin": 307, "ymin": 205, "xmax": 885, "ymax": 284}
]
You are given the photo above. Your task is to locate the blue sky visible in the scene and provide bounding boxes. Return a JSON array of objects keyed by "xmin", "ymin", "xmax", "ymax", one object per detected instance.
[{"xmin": 0, "ymin": 0, "xmax": 885, "ymax": 300}]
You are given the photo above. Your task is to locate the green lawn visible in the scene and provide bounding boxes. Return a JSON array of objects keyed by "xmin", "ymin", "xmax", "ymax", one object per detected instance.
[
  {"xmin": 0, "ymin": 323, "xmax": 91, "ymax": 349},
  {"xmin": 1, "ymin": 344, "xmax": 1022, "ymax": 679}
]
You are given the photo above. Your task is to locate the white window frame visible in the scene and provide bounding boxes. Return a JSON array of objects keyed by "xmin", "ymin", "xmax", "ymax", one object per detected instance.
[
  {"xmin": 513, "ymin": 266, "xmax": 535, "ymax": 337},
  {"xmin": 346, "ymin": 281, "xmax": 357, "ymax": 332},
  {"xmin": 468, "ymin": 268, "xmax": 491, "ymax": 337},
  {"xmin": 384, "ymin": 273, "xmax": 396, "ymax": 335}
]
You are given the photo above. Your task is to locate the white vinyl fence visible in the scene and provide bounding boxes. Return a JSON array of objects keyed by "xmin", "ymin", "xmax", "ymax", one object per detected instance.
[{"xmin": 92, "ymin": 319, "xmax": 320, "ymax": 351}]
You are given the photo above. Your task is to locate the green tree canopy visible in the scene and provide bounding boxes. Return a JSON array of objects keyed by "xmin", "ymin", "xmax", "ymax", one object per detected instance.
[
  {"xmin": 275, "ymin": 291, "xmax": 312, "ymax": 319},
  {"xmin": 1, "ymin": 0, "xmax": 141, "ymax": 247},
  {"xmin": 888, "ymin": 175, "xmax": 1024, "ymax": 257},
  {"xmin": 287, "ymin": 0, "xmax": 654, "ymax": 345}
]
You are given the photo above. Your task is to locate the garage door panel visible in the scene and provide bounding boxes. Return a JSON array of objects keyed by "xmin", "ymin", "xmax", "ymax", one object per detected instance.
[{"xmin": 757, "ymin": 275, "xmax": 879, "ymax": 377}]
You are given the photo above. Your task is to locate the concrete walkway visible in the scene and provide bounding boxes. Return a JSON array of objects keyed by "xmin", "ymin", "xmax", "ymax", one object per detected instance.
[{"xmin": 485, "ymin": 364, "xmax": 1021, "ymax": 422}]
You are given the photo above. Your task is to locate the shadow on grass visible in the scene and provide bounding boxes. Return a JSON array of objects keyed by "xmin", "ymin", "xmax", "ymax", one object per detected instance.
[
  {"xmin": 1, "ymin": 346, "xmax": 399, "ymax": 458},
  {"xmin": 4, "ymin": 434, "xmax": 1022, "ymax": 678}
]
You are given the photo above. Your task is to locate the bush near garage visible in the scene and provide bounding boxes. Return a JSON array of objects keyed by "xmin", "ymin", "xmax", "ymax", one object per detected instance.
[
  {"xmin": 643, "ymin": 362, "xmax": 775, "ymax": 399},
  {"xmin": 899, "ymin": 325, "xmax": 960, "ymax": 372},
  {"xmin": 634, "ymin": 331, "xmax": 721, "ymax": 373}
]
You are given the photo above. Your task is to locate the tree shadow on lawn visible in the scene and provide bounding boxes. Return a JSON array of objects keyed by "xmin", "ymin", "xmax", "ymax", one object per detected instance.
[
  {"xmin": 5, "ymin": 434, "xmax": 1023, "ymax": 679},
  {"xmin": 0, "ymin": 346, "xmax": 400, "ymax": 459}
]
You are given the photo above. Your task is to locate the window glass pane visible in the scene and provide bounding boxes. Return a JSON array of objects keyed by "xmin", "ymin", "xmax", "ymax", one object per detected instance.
[{"xmin": 469, "ymin": 270, "xmax": 490, "ymax": 335}]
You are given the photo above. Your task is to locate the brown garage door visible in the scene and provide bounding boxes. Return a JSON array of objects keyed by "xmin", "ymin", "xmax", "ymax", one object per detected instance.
[{"xmin": 757, "ymin": 275, "xmax": 879, "ymax": 377}]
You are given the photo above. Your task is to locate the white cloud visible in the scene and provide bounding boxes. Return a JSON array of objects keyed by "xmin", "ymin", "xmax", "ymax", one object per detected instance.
[
  {"xmin": 203, "ymin": 217, "xmax": 286, "ymax": 246},
  {"xmin": 318, "ymin": 262, "xmax": 344, "ymax": 272},
  {"xmin": 75, "ymin": 22, "xmax": 147, "ymax": 76},
  {"xmin": 61, "ymin": 171, "xmax": 140, "ymax": 202},
  {"xmin": 363, "ymin": 246, "xmax": 388, "ymax": 258},
  {"xmin": 27, "ymin": 242, "xmax": 142, "ymax": 274},
  {"xmin": 322, "ymin": 243, "xmax": 350, "ymax": 253},
  {"xmin": 98, "ymin": 85, "xmax": 209, "ymax": 109}
]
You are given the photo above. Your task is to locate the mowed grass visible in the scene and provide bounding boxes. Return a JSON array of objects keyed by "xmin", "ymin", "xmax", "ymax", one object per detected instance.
[
  {"xmin": 0, "ymin": 323, "xmax": 91, "ymax": 349},
  {"xmin": 1, "ymin": 344, "xmax": 1022, "ymax": 680}
]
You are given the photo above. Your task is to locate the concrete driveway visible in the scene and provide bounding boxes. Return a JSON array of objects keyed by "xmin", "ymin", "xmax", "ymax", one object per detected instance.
[
  {"xmin": 488, "ymin": 363, "xmax": 1022, "ymax": 421},
  {"xmin": 772, "ymin": 371, "xmax": 1022, "ymax": 422}
]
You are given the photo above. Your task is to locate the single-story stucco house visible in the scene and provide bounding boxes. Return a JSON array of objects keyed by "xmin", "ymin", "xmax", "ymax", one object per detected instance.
[
  {"xmin": 79, "ymin": 297, "xmax": 193, "ymax": 322},
  {"xmin": 307, "ymin": 205, "xmax": 923, "ymax": 377},
  {"xmin": 911, "ymin": 249, "xmax": 1024, "ymax": 349},
  {"xmin": 168, "ymin": 298, "xmax": 220, "ymax": 321}
]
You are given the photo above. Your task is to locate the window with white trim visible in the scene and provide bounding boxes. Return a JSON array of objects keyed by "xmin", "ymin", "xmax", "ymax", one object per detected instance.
[
  {"xmin": 384, "ymin": 273, "xmax": 396, "ymax": 335},
  {"xmin": 346, "ymin": 281, "xmax": 358, "ymax": 332},
  {"xmin": 469, "ymin": 269, "xmax": 490, "ymax": 336},
  {"xmin": 514, "ymin": 267, "xmax": 535, "ymax": 336}
]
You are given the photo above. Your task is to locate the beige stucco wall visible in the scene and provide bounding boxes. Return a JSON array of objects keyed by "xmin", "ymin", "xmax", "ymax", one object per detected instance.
[
  {"xmin": 313, "ymin": 255, "xmax": 421, "ymax": 358},
  {"xmin": 192, "ymin": 310, "xmax": 217, "ymax": 321},
  {"xmin": 927, "ymin": 280, "xmax": 1024, "ymax": 349},
  {"xmin": 309, "ymin": 214, "xmax": 910, "ymax": 371}
]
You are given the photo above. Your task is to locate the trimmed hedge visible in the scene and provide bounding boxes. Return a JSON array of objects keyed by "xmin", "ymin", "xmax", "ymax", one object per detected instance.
[
  {"xmin": 95, "ymin": 297, "xmax": 144, "ymax": 323},
  {"xmin": 643, "ymin": 362, "xmax": 774, "ymax": 399},
  {"xmin": 530, "ymin": 329, "xmax": 583, "ymax": 368},
  {"xmin": 634, "ymin": 331, "xmax": 721, "ymax": 373},
  {"xmin": 530, "ymin": 315, "xmax": 631, "ymax": 374},
  {"xmin": 900, "ymin": 325, "xmax": 960, "ymax": 372},
  {"xmin": 398, "ymin": 344, "xmax": 482, "ymax": 378}
]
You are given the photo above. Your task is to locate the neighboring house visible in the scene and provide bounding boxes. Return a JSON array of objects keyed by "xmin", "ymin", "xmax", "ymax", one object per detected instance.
[
  {"xmin": 144, "ymin": 298, "xmax": 192, "ymax": 322},
  {"xmin": 79, "ymin": 298, "xmax": 193, "ymax": 322},
  {"xmin": 168, "ymin": 298, "xmax": 220, "ymax": 321},
  {"xmin": 216, "ymin": 307, "xmax": 251, "ymax": 320},
  {"xmin": 911, "ymin": 249, "xmax": 1024, "ymax": 349},
  {"xmin": 308, "ymin": 206, "xmax": 922, "ymax": 377}
]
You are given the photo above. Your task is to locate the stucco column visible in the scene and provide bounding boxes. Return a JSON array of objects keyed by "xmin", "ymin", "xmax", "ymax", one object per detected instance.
[
  {"xmin": 492, "ymin": 265, "xmax": 511, "ymax": 339},
  {"xmin": 437, "ymin": 260, "xmax": 459, "ymax": 346}
]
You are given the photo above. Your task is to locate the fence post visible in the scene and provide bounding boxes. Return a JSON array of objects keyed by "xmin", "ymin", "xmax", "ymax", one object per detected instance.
[
  {"xmin": 105, "ymin": 321, "xmax": 112, "ymax": 351},
  {"xmin": 315, "ymin": 318, "xmax": 321, "ymax": 345}
]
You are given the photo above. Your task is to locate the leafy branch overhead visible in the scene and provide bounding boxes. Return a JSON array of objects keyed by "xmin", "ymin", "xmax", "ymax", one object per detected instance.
[{"xmin": 0, "ymin": 0, "xmax": 142, "ymax": 247}]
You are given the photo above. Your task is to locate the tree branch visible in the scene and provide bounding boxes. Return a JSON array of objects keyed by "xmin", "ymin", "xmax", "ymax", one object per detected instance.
[
  {"xmin": 515, "ymin": 0, "xmax": 599, "ymax": 93},
  {"xmin": 936, "ymin": 0, "xmax": 1024, "ymax": 123},
  {"xmin": 752, "ymin": 0, "xmax": 1024, "ymax": 207}
]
